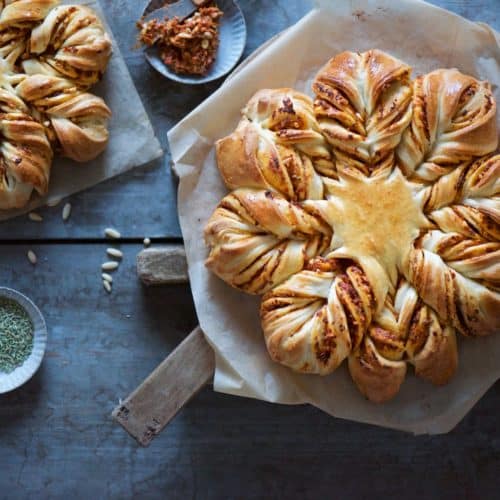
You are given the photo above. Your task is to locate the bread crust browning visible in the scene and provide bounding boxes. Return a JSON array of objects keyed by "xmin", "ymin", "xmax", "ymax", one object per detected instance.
[
  {"xmin": 313, "ymin": 49, "xmax": 413, "ymax": 177},
  {"xmin": 406, "ymin": 244, "xmax": 499, "ymax": 337},
  {"xmin": 216, "ymin": 89, "xmax": 334, "ymax": 201},
  {"xmin": 16, "ymin": 74, "xmax": 111, "ymax": 162},
  {"xmin": 205, "ymin": 49, "xmax": 499, "ymax": 403},
  {"xmin": 349, "ymin": 282, "xmax": 458, "ymax": 402},
  {"xmin": 261, "ymin": 258, "xmax": 374, "ymax": 375},
  {"xmin": 0, "ymin": 88, "xmax": 52, "ymax": 209},
  {"xmin": 0, "ymin": 0, "xmax": 59, "ymax": 66},
  {"xmin": 204, "ymin": 189, "xmax": 332, "ymax": 294},
  {"xmin": 25, "ymin": 4, "xmax": 112, "ymax": 87},
  {"xmin": 397, "ymin": 69, "xmax": 497, "ymax": 182}
]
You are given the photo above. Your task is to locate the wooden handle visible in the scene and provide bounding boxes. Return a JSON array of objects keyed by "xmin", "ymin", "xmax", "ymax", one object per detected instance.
[{"xmin": 112, "ymin": 326, "xmax": 215, "ymax": 446}]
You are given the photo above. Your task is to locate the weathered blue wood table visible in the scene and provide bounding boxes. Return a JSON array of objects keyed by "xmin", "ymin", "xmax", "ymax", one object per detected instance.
[{"xmin": 0, "ymin": 1, "xmax": 499, "ymax": 498}]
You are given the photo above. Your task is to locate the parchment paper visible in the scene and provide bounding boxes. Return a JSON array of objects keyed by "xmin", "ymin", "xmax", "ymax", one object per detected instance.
[
  {"xmin": 168, "ymin": 0, "xmax": 500, "ymax": 434},
  {"xmin": 0, "ymin": 0, "xmax": 163, "ymax": 221}
]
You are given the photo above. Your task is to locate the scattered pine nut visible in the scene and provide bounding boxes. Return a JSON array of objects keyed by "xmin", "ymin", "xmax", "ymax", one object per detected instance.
[
  {"xmin": 27, "ymin": 250, "xmax": 37, "ymax": 265},
  {"xmin": 143, "ymin": 238, "xmax": 151, "ymax": 247},
  {"xmin": 62, "ymin": 203, "xmax": 72, "ymax": 222},
  {"xmin": 105, "ymin": 228, "xmax": 121, "ymax": 239},
  {"xmin": 102, "ymin": 273, "xmax": 113, "ymax": 283},
  {"xmin": 106, "ymin": 248, "xmax": 123, "ymax": 259},
  {"xmin": 46, "ymin": 197, "xmax": 62, "ymax": 207},
  {"xmin": 102, "ymin": 261, "xmax": 119, "ymax": 271},
  {"xmin": 28, "ymin": 212, "xmax": 43, "ymax": 222},
  {"xmin": 103, "ymin": 280, "xmax": 112, "ymax": 293}
]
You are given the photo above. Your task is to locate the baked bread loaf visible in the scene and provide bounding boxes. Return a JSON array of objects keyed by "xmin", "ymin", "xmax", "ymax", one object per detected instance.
[
  {"xmin": 0, "ymin": 0, "xmax": 112, "ymax": 209},
  {"xmin": 205, "ymin": 49, "xmax": 499, "ymax": 402}
]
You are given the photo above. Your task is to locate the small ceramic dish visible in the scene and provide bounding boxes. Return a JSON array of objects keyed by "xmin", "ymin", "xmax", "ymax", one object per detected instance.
[
  {"xmin": 143, "ymin": 0, "xmax": 247, "ymax": 84},
  {"xmin": 0, "ymin": 287, "xmax": 47, "ymax": 394}
]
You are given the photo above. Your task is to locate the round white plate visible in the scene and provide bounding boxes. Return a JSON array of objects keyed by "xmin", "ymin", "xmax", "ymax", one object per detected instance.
[{"xmin": 0, "ymin": 287, "xmax": 47, "ymax": 394}]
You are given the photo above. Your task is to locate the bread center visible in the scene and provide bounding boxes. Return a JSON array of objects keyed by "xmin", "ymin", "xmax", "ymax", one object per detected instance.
[{"xmin": 325, "ymin": 168, "xmax": 430, "ymax": 301}]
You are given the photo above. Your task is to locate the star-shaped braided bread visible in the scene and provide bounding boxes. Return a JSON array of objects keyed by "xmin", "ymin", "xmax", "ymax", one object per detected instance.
[
  {"xmin": 205, "ymin": 50, "xmax": 499, "ymax": 402},
  {"xmin": 0, "ymin": 0, "xmax": 112, "ymax": 209}
]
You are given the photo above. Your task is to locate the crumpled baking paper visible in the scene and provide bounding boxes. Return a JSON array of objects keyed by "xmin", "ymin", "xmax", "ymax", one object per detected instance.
[
  {"xmin": 0, "ymin": 0, "xmax": 163, "ymax": 221},
  {"xmin": 168, "ymin": 0, "xmax": 500, "ymax": 434}
]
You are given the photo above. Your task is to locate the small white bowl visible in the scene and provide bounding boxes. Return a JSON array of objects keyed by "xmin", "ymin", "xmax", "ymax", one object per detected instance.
[{"xmin": 0, "ymin": 287, "xmax": 47, "ymax": 394}]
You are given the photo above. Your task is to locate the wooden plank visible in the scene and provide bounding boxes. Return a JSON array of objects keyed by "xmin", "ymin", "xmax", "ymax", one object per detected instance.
[{"xmin": 112, "ymin": 327, "xmax": 215, "ymax": 446}]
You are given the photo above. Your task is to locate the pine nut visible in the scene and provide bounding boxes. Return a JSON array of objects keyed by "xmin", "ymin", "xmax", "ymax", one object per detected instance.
[
  {"xmin": 28, "ymin": 212, "xmax": 43, "ymax": 222},
  {"xmin": 106, "ymin": 248, "xmax": 123, "ymax": 259},
  {"xmin": 102, "ymin": 261, "xmax": 119, "ymax": 271},
  {"xmin": 27, "ymin": 250, "xmax": 37, "ymax": 265},
  {"xmin": 105, "ymin": 228, "xmax": 121, "ymax": 239}
]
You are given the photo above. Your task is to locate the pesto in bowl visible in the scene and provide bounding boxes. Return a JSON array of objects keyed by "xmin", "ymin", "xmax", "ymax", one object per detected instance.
[
  {"xmin": 0, "ymin": 288, "xmax": 47, "ymax": 394},
  {"xmin": 0, "ymin": 298, "xmax": 34, "ymax": 373}
]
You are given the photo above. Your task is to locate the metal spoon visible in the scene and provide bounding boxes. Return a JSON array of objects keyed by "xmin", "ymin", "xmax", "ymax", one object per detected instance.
[{"xmin": 142, "ymin": 0, "xmax": 202, "ymax": 24}]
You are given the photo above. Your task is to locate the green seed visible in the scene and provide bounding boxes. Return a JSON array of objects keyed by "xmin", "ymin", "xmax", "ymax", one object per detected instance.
[{"xmin": 0, "ymin": 298, "xmax": 34, "ymax": 373}]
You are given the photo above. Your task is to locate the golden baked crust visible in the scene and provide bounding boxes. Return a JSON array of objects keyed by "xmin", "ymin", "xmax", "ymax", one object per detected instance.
[
  {"xmin": 313, "ymin": 50, "xmax": 413, "ymax": 177},
  {"xmin": 0, "ymin": 0, "xmax": 59, "ymax": 66},
  {"xmin": 397, "ymin": 69, "xmax": 497, "ymax": 182},
  {"xmin": 16, "ymin": 74, "xmax": 111, "ymax": 162},
  {"xmin": 216, "ymin": 89, "xmax": 334, "ymax": 201},
  {"xmin": 0, "ymin": 0, "xmax": 112, "ymax": 209},
  {"xmin": 23, "ymin": 5, "xmax": 112, "ymax": 87},
  {"xmin": 205, "ymin": 50, "xmax": 499, "ymax": 403},
  {"xmin": 0, "ymin": 86, "xmax": 52, "ymax": 209},
  {"xmin": 205, "ymin": 189, "xmax": 332, "ymax": 294},
  {"xmin": 0, "ymin": 2, "xmax": 112, "ymax": 87}
]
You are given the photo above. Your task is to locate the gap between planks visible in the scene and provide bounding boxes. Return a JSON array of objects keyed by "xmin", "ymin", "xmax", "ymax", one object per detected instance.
[{"xmin": 0, "ymin": 238, "xmax": 184, "ymax": 245}]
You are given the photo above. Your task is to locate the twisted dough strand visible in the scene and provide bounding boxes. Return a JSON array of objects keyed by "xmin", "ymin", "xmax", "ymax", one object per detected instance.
[
  {"xmin": 0, "ymin": 0, "xmax": 59, "ymax": 67},
  {"xmin": 420, "ymin": 230, "xmax": 499, "ymax": 290},
  {"xmin": 261, "ymin": 258, "xmax": 375, "ymax": 375},
  {"xmin": 0, "ymin": 86, "xmax": 52, "ymax": 209},
  {"xmin": 205, "ymin": 189, "xmax": 332, "ymax": 294},
  {"xmin": 349, "ymin": 280, "xmax": 458, "ymax": 402},
  {"xmin": 16, "ymin": 73, "xmax": 111, "ymax": 162},
  {"xmin": 405, "ymin": 244, "xmax": 499, "ymax": 337},
  {"xmin": 423, "ymin": 154, "xmax": 500, "ymax": 213},
  {"xmin": 423, "ymin": 154, "xmax": 499, "ymax": 245},
  {"xmin": 216, "ymin": 89, "xmax": 334, "ymax": 201},
  {"xmin": 313, "ymin": 49, "xmax": 413, "ymax": 177},
  {"xmin": 397, "ymin": 69, "xmax": 497, "ymax": 183},
  {"xmin": 22, "ymin": 4, "xmax": 112, "ymax": 87}
]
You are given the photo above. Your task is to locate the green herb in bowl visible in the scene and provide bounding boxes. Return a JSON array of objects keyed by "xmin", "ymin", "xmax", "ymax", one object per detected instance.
[{"xmin": 0, "ymin": 298, "xmax": 34, "ymax": 373}]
